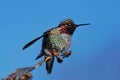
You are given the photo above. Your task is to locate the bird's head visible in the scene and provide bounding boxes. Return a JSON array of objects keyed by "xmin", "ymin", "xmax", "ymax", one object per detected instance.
[{"xmin": 58, "ymin": 18, "xmax": 90, "ymax": 35}]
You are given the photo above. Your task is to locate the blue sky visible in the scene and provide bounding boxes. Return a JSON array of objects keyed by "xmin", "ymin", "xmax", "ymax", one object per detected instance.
[{"xmin": 0, "ymin": 0, "xmax": 120, "ymax": 80}]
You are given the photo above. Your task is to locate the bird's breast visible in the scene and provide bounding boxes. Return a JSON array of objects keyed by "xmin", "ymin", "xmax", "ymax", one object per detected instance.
[{"xmin": 47, "ymin": 29, "xmax": 71, "ymax": 52}]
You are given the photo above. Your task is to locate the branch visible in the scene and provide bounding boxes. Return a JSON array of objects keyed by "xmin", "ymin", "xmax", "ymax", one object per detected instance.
[{"xmin": 3, "ymin": 57, "xmax": 47, "ymax": 80}]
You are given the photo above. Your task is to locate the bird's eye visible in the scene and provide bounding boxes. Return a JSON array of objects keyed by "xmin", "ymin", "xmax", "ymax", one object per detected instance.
[{"xmin": 67, "ymin": 23, "xmax": 72, "ymax": 26}]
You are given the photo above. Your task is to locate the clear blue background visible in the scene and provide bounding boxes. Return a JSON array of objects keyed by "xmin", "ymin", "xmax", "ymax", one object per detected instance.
[{"xmin": 0, "ymin": 0, "xmax": 120, "ymax": 80}]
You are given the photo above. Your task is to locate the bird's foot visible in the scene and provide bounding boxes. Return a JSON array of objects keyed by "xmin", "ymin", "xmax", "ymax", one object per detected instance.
[
  {"xmin": 52, "ymin": 49, "xmax": 63, "ymax": 63},
  {"xmin": 45, "ymin": 56, "xmax": 52, "ymax": 61},
  {"xmin": 57, "ymin": 57, "xmax": 63, "ymax": 63},
  {"xmin": 52, "ymin": 49, "xmax": 59, "ymax": 56},
  {"xmin": 62, "ymin": 50, "xmax": 72, "ymax": 58}
]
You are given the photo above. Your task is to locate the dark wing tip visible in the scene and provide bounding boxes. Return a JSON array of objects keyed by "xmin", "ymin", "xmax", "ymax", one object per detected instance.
[
  {"xmin": 22, "ymin": 41, "xmax": 33, "ymax": 50},
  {"xmin": 22, "ymin": 46, "xmax": 28, "ymax": 50},
  {"xmin": 35, "ymin": 53, "xmax": 44, "ymax": 60},
  {"xmin": 22, "ymin": 47, "xmax": 25, "ymax": 50}
]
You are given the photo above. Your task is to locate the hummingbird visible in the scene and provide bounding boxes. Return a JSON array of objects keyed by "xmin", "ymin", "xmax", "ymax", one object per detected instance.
[{"xmin": 22, "ymin": 19, "xmax": 90, "ymax": 74}]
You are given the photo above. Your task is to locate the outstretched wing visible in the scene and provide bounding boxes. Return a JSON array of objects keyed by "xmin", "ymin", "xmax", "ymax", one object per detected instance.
[
  {"xmin": 22, "ymin": 27, "xmax": 57, "ymax": 50},
  {"xmin": 22, "ymin": 35, "xmax": 44, "ymax": 50}
]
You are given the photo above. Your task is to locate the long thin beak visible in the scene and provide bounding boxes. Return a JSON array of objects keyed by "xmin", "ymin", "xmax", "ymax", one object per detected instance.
[{"xmin": 76, "ymin": 23, "xmax": 90, "ymax": 27}]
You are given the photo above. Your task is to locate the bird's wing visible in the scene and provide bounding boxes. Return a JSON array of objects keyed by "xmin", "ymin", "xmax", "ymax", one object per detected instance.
[
  {"xmin": 22, "ymin": 35, "xmax": 44, "ymax": 50},
  {"xmin": 22, "ymin": 30, "xmax": 50, "ymax": 50},
  {"xmin": 22, "ymin": 27, "xmax": 57, "ymax": 50}
]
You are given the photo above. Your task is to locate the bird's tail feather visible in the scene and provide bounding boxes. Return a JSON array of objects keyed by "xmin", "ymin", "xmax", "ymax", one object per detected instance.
[{"xmin": 46, "ymin": 56, "xmax": 54, "ymax": 74}]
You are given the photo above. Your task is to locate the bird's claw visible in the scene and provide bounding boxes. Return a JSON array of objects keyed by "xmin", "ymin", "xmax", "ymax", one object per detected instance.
[
  {"xmin": 62, "ymin": 50, "xmax": 72, "ymax": 58},
  {"xmin": 45, "ymin": 56, "xmax": 52, "ymax": 61},
  {"xmin": 52, "ymin": 49, "xmax": 63, "ymax": 63}
]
